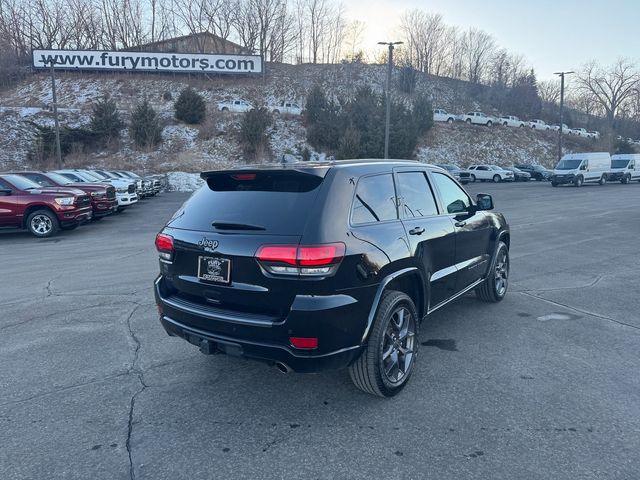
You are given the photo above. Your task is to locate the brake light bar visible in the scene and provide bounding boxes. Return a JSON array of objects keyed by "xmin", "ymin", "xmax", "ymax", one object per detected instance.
[
  {"xmin": 256, "ymin": 243, "xmax": 345, "ymax": 276},
  {"xmin": 231, "ymin": 173, "xmax": 257, "ymax": 180},
  {"xmin": 289, "ymin": 337, "xmax": 318, "ymax": 349}
]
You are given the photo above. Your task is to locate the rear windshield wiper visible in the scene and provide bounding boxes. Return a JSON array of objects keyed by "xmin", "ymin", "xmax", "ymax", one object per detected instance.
[{"xmin": 211, "ymin": 221, "xmax": 266, "ymax": 231}]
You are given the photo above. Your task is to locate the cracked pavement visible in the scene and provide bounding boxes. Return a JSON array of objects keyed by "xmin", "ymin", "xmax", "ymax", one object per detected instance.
[{"xmin": 1, "ymin": 182, "xmax": 639, "ymax": 479}]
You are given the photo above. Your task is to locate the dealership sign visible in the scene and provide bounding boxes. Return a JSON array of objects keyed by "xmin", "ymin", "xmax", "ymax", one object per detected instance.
[{"xmin": 32, "ymin": 49, "xmax": 263, "ymax": 74}]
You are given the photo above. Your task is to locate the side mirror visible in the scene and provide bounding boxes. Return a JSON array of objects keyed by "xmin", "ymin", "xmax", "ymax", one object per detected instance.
[
  {"xmin": 476, "ymin": 193, "xmax": 494, "ymax": 211},
  {"xmin": 0, "ymin": 188, "xmax": 11, "ymax": 196},
  {"xmin": 580, "ymin": 164, "xmax": 587, "ymax": 171}
]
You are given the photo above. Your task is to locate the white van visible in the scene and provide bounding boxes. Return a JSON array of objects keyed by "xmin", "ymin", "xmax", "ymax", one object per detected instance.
[
  {"xmin": 551, "ymin": 152, "xmax": 611, "ymax": 187},
  {"xmin": 609, "ymin": 154, "xmax": 640, "ymax": 184}
]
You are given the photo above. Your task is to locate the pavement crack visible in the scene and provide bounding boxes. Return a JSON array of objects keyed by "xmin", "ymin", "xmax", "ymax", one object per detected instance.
[
  {"xmin": 518, "ymin": 291, "xmax": 640, "ymax": 331},
  {"xmin": 512, "ymin": 274, "xmax": 606, "ymax": 293},
  {"xmin": 124, "ymin": 303, "xmax": 148, "ymax": 480}
]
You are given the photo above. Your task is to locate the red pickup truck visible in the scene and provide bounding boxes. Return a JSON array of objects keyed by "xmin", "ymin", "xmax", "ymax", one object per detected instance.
[
  {"xmin": 0, "ymin": 173, "xmax": 93, "ymax": 237},
  {"xmin": 9, "ymin": 171, "xmax": 117, "ymax": 219}
]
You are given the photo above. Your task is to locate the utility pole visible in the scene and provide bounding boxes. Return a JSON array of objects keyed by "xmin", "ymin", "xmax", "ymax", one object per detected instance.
[
  {"xmin": 554, "ymin": 71, "xmax": 574, "ymax": 162},
  {"xmin": 49, "ymin": 59, "xmax": 63, "ymax": 169},
  {"xmin": 378, "ymin": 41, "xmax": 403, "ymax": 159}
]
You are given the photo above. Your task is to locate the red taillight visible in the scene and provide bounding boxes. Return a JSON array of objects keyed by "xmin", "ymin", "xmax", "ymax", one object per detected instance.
[
  {"xmin": 256, "ymin": 243, "xmax": 345, "ymax": 276},
  {"xmin": 290, "ymin": 337, "xmax": 318, "ymax": 349},
  {"xmin": 155, "ymin": 233, "xmax": 174, "ymax": 261},
  {"xmin": 298, "ymin": 244, "xmax": 345, "ymax": 266},
  {"xmin": 155, "ymin": 233, "xmax": 174, "ymax": 252},
  {"xmin": 255, "ymin": 245, "xmax": 297, "ymax": 265}
]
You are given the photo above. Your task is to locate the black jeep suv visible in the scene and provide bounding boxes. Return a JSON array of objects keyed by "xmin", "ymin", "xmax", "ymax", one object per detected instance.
[{"xmin": 154, "ymin": 160, "xmax": 510, "ymax": 397}]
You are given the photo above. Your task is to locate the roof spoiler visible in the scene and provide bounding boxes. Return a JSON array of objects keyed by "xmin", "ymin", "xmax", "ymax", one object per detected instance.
[{"xmin": 200, "ymin": 166, "xmax": 329, "ymax": 180}]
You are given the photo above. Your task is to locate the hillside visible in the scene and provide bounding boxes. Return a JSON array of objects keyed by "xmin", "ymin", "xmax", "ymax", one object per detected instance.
[{"xmin": 0, "ymin": 63, "xmax": 602, "ymax": 173}]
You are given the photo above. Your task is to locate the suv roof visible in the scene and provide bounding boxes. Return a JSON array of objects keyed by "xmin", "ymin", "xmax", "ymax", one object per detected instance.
[{"xmin": 201, "ymin": 159, "xmax": 425, "ymax": 178}]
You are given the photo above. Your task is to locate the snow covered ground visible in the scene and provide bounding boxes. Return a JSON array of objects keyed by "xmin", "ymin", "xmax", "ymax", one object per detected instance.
[{"xmin": 165, "ymin": 172, "xmax": 204, "ymax": 192}]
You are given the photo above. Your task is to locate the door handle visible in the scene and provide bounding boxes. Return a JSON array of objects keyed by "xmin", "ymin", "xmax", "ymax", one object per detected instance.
[
  {"xmin": 455, "ymin": 221, "xmax": 467, "ymax": 227},
  {"xmin": 409, "ymin": 227, "xmax": 425, "ymax": 236}
]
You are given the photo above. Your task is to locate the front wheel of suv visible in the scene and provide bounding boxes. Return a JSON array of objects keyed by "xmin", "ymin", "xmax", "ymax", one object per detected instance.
[
  {"xmin": 476, "ymin": 241, "xmax": 509, "ymax": 302},
  {"xmin": 349, "ymin": 290, "xmax": 418, "ymax": 397}
]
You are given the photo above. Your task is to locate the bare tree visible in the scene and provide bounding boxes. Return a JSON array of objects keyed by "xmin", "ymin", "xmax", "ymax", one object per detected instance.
[
  {"xmin": 343, "ymin": 19, "xmax": 365, "ymax": 62},
  {"xmin": 538, "ymin": 79, "xmax": 561, "ymax": 105},
  {"xmin": 463, "ymin": 27, "xmax": 495, "ymax": 84},
  {"xmin": 576, "ymin": 59, "xmax": 640, "ymax": 136}
]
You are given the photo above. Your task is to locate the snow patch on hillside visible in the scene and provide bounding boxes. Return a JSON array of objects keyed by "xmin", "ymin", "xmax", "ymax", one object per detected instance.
[{"xmin": 166, "ymin": 172, "xmax": 204, "ymax": 192}]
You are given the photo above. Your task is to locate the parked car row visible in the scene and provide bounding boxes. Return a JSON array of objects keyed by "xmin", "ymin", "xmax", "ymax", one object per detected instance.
[
  {"xmin": 550, "ymin": 153, "xmax": 640, "ymax": 187},
  {"xmin": 218, "ymin": 99, "xmax": 302, "ymax": 115},
  {"xmin": 0, "ymin": 169, "xmax": 164, "ymax": 238},
  {"xmin": 433, "ymin": 163, "xmax": 552, "ymax": 184},
  {"xmin": 433, "ymin": 109, "xmax": 600, "ymax": 139}
]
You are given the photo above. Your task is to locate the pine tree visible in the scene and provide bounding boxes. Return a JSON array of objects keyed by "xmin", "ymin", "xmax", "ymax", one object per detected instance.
[
  {"xmin": 338, "ymin": 126, "xmax": 361, "ymax": 159},
  {"xmin": 412, "ymin": 95, "xmax": 434, "ymax": 134},
  {"xmin": 90, "ymin": 96, "xmax": 124, "ymax": 144},
  {"xmin": 174, "ymin": 87, "xmax": 206, "ymax": 124},
  {"xmin": 240, "ymin": 107, "xmax": 272, "ymax": 155},
  {"xmin": 130, "ymin": 100, "xmax": 162, "ymax": 148},
  {"xmin": 305, "ymin": 85, "xmax": 328, "ymax": 125}
]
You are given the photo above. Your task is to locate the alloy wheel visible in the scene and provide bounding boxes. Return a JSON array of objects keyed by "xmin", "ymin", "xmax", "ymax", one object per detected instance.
[
  {"xmin": 494, "ymin": 247, "xmax": 509, "ymax": 296},
  {"xmin": 381, "ymin": 306, "xmax": 416, "ymax": 385},
  {"xmin": 31, "ymin": 214, "xmax": 52, "ymax": 235}
]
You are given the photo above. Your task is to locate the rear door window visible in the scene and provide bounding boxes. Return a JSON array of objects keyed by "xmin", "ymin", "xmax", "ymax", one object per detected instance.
[
  {"xmin": 351, "ymin": 174, "xmax": 398, "ymax": 225},
  {"xmin": 397, "ymin": 171, "xmax": 439, "ymax": 218}
]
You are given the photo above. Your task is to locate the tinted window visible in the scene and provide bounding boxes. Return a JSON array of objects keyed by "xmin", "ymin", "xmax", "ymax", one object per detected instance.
[
  {"xmin": 398, "ymin": 172, "xmax": 438, "ymax": 218},
  {"xmin": 169, "ymin": 171, "xmax": 324, "ymax": 235},
  {"xmin": 0, "ymin": 178, "xmax": 12, "ymax": 190},
  {"xmin": 432, "ymin": 172, "xmax": 471, "ymax": 214},
  {"xmin": 352, "ymin": 174, "xmax": 397, "ymax": 225},
  {"xmin": 477, "ymin": 166, "xmax": 489, "ymax": 171}
]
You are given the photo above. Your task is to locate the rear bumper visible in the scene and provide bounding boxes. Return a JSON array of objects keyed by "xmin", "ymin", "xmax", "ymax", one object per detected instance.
[
  {"xmin": 154, "ymin": 275, "xmax": 368, "ymax": 372},
  {"xmin": 159, "ymin": 315, "xmax": 362, "ymax": 372}
]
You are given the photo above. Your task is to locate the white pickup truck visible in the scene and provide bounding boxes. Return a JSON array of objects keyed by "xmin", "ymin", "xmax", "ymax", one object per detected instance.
[
  {"xmin": 460, "ymin": 112, "xmax": 495, "ymax": 127},
  {"xmin": 433, "ymin": 109, "xmax": 456, "ymax": 123},
  {"xmin": 529, "ymin": 119, "xmax": 550, "ymax": 130},
  {"xmin": 499, "ymin": 115, "xmax": 526, "ymax": 128},
  {"xmin": 570, "ymin": 128, "xmax": 593, "ymax": 138},
  {"xmin": 218, "ymin": 100, "xmax": 253, "ymax": 113},
  {"xmin": 270, "ymin": 101, "xmax": 302, "ymax": 115}
]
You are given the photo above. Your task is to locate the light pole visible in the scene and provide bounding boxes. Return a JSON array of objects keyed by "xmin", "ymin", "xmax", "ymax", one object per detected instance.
[
  {"xmin": 554, "ymin": 71, "xmax": 574, "ymax": 162},
  {"xmin": 378, "ymin": 41, "xmax": 403, "ymax": 159},
  {"xmin": 48, "ymin": 58, "xmax": 63, "ymax": 169}
]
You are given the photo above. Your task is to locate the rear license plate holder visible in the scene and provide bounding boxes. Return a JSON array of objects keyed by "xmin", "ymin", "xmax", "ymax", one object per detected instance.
[{"xmin": 197, "ymin": 256, "xmax": 231, "ymax": 284}]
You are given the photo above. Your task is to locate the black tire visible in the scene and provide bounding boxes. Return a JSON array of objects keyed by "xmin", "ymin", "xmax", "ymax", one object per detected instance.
[
  {"xmin": 476, "ymin": 241, "xmax": 509, "ymax": 302},
  {"xmin": 551, "ymin": 182, "xmax": 558, "ymax": 187},
  {"xmin": 622, "ymin": 174, "xmax": 631, "ymax": 184},
  {"xmin": 469, "ymin": 174, "xmax": 476, "ymax": 183},
  {"xmin": 598, "ymin": 175, "xmax": 607, "ymax": 186},
  {"xmin": 26, "ymin": 209, "xmax": 59, "ymax": 238},
  {"xmin": 349, "ymin": 290, "xmax": 418, "ymax": 397},
  {"xmin": 221, "ymin": 107, "xmax": 228, "ymax": 112},
  {"xmin": 273, "ymin": 109, "xmax": 280, "ymax": 114},
  {"xmin": 60, "ymin": 224, "xmax": 78, "ymax": 231},
  {"xmin": 573, "ymin": 175, "xmax": 584, "ymax": 187},
  {"xmin": 503, "ymin": 122, "xmax": 508, "ymax": 127},
  {"xmin": 447, "ymin": 117, "xmax": 454, "ymax": 123},
  {"xmin": 466, "ymin": 118, "xmax": 472, "ymax": 125},
  {"xmin": 493, "ymin": 174, "xmax": 501, "ymax": 183},
  {"xmin": 487, "ymin": 121, "xmax": 493, "ymax": 127}
]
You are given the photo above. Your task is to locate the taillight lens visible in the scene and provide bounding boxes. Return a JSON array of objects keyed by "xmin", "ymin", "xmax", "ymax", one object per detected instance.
[
  {"xmin": 256, "ymin": 243, "xmax": 345, "ymax": 276},
  {"xmin": 155, "ymin": 233, "xmax": 174, "ymax": 261},
  {"xmin": 289, "ymin": 337, "xmax": 318, "ymax": 349}
]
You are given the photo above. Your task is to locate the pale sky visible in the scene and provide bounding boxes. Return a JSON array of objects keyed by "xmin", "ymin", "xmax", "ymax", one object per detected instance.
[{"xmin": 345, "ymin": 0, "xmax": 640, "ymax": 80}]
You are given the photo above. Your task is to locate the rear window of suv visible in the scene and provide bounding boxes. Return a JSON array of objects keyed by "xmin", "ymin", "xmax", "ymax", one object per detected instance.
[{"xmin": 168, "ymin": 170, "xmax": 324, "ymax": 235}]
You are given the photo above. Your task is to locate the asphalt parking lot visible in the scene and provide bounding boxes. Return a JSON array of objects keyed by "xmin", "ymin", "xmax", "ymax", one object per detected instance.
[{"xmin": 1, "ymin": 181, "xmax": 639, "ymax": 480}]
